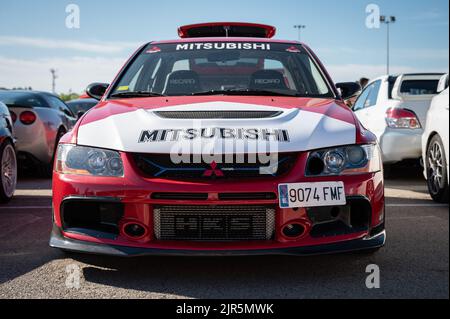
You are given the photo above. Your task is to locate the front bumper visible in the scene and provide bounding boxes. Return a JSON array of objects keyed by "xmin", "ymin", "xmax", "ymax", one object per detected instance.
[
  {"xmin": 51, "ymin": 151, "xmax": 385, "ymax": 256},
  {"xmin": 50, "ymin": 224, "xmax": 386, "ymax": 257}
]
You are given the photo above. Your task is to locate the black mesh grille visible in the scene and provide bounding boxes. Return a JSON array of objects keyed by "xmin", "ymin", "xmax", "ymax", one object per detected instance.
[
  {"xmin": 153, "ymin": 205, "xmax": 276, "ymax": 241},
  {"xmin": 154, "ymin": 111, "xmax": 282, "ymax": 119},
  {"xmin": 132, "ymin": 153, "xmax": 297, "ymax": 180}
]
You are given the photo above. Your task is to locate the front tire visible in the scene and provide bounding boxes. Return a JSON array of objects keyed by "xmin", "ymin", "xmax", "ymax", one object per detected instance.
[
  {"xmin": 0, "ymin": 140, "xmax": 17, "ymax": 203},
  {"xmin": 426, "ymin": 135, "xmax": 449, "ymax": 203}
]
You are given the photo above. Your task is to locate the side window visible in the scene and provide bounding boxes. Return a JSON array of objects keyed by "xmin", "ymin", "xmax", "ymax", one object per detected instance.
[
  {"xmin": 353, "ymin": 86, "xmax": 372, "ymax": 111},
  {"xmin": 365, "ymin": 80, "xmax": 381, "ymax": 107},
  {"xmin": 47, "ymin": 96, "xmax": 74, "ymax": 117}
]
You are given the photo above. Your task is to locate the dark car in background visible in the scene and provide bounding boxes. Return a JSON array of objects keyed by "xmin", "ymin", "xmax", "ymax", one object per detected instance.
[
  {"xmin": 0, "ymin": 101, "xmax": 17, "ymax": 202},
  {"xmin": 66, "ymin": 98, "xmax": 98, "ymax": 118},
  {"xmin": 0, "ymin": 91, "xmax": 76, "ymax": 176}
]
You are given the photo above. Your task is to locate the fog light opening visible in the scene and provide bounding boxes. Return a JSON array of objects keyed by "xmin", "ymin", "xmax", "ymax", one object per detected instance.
[
  {"xmin": 330, "ymin": 207, "xmax": 340, "ymax": 218},
  {"xmin": 282, "ymin": 223, "xmax": 306, "ymax": 239},
  {"xmin": 122, "ymin": 222, "xmax": 148, "ymax": 240}
]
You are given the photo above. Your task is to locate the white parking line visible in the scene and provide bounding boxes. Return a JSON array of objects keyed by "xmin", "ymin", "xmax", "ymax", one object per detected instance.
[
  {"xmin": 386, "ymin": 204, "xmax": 448, "ymax": 207},
  {"xmin": 14, "ymin": 190, "xmax": 52, "ymax": 197},
  {"xmin": 387, "ymin": 216, "xmax": 439, "ymax": 220}
]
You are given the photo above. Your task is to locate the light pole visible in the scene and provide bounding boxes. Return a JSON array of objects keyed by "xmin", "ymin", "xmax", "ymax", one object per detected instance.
[
  {"xmin": 380, "ymin": 15, "xmax": 396, "ymax": 75},
  {"xmin": 50, "ymin": 69, "xmax": 58, "ymax": 94},
  {"xmin": 294, "ymin": 25, "xmax": 306, "ymax": 42}
]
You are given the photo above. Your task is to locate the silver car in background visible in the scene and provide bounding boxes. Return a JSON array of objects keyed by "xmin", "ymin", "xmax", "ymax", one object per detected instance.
[{"xmin": 0, "ymin": 91, "xmax": 76, "ymax": 176}]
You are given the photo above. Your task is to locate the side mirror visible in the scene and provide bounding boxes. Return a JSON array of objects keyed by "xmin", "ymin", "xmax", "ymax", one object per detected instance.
[
  {"xmin": 336, "ymin": 82, "xmax": 361, "ymax": 100},
  {"xmin": 86, "ymin": 83, "xmax": 109, "ymax": 100}
]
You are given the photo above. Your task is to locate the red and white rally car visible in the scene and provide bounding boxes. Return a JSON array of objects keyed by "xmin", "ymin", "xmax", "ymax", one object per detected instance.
[{"xmin": 50, "ymin": 23, "xmax": 385, "ymax": 256}]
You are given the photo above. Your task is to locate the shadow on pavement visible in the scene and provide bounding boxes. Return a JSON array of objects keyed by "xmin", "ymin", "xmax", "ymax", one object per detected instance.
[
  {"xmin": 75, "ymin": 251, "xmax": 381, "ymax": 298},
  {"xmin": 0, "ymin": 214, "xmax": 65, "ymax": 284},
  {"xmin": 384, "ymin": 161, "xmax": 423, "ymax": 182}
]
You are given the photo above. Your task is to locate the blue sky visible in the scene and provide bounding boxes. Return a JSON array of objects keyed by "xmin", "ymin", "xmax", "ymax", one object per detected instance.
[{"xmin": 0, "ymin": 0, "xmax": 448, "ymax": 93}]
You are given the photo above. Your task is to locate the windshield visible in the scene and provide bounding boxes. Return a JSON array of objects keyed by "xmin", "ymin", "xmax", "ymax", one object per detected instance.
[{"xmin": 109, "ymin": 42, "xmax": 333, "ymax": 98}]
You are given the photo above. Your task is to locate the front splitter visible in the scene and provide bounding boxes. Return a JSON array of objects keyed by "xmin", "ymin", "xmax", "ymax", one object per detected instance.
[{"xmin": 49, "ymin": 224, "xmax": 386, "ymax": 257}]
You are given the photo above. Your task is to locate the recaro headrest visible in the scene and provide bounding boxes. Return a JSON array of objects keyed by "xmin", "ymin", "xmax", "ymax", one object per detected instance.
[
  {"xmin": 250, "ymin": 70, "xmax": 288, "ymax": 91},
  {"xmin": 164, "ymin": 70, "xmax": 201, "ymax": 95}
]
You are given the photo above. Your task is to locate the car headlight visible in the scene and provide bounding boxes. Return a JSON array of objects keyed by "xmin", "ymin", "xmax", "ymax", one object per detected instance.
[
  {"xmin": 306, "ymin": 144, "xmax": 381, "ymax": 176},
  {"xmin": 55, "ymin": 144, "xmax": 124, "ymax": 177}
]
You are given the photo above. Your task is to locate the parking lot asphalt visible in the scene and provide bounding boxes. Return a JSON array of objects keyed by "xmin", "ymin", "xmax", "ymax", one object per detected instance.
[{"xmin": 0, "ymin": 165, "xmax": 448, "ymax": 299}]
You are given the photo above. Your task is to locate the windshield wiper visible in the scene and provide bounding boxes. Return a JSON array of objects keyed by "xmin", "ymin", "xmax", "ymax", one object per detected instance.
[
  {"xmin": 110, "ymin": 91, "xmax": 166, "ymax": 98},
  {"xmin": 190, "ymin": 89, "xmax": 299, "ymax": 97}
]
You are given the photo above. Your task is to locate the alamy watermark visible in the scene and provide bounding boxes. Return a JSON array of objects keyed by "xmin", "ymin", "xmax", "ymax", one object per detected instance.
[
  {"xmin": 366, "ymin": 4, "xmax": 381, "ymax": 29},
  {"xmin": 65, "ymin": 4, "xmax": 80, "ymax": 29},
  {"xmin": 65, "ymin": 263, "xmax": 81, "ymax": 289},
  {"xmin": 365, "ymin": 264, "xmax": 381, "ymax": 289},
  {"xmin": 158, "ymin": 121, "xmax": 284, "ymax": 175}
]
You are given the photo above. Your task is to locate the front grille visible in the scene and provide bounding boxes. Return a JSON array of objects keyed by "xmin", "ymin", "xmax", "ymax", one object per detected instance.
[
  {"xmin": 154, "ymin": 110, "xmax": 282, "ymax": 119},
  {"xmin": 133, "ymin": 153, "xmax": 297, "ymax": 180},
  {"xmin": 153, "ymin": 205, "xmax": 275, "ymax": 241},
  {"xmin": 151, "ymin": 193, "xmax": 209, "ymax": 200},
  {"xmin": 218, "ymin": 192, "xmax": 277, "ymax": 201},
  {"xmin": 150, "ymin": 192, "xmax": 277, "ymax": 201}
]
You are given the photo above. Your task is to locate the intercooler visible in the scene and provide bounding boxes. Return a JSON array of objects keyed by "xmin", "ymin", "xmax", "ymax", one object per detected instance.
[{"xmin": 153, "ymin": 205, "xmax": 276, "ymax": 241}]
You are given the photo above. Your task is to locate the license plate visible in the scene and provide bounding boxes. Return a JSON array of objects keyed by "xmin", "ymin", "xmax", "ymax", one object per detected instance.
[{"xmin": 278, "ymin": 182, "xmax": 346, "ymax": 208}]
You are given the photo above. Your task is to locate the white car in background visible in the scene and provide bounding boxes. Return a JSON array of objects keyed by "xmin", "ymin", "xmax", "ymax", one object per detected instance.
[
  {"xmin": 353, "ymin": 73, "xmax": 444, "ymax": 171},
  {"xmin": 422, "ymin": 74, "xmax": 449, "ymax": 203}
]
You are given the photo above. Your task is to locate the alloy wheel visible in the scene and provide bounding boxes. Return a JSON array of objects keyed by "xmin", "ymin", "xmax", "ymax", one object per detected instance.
[
  {"xmin": 428, "ymin": 141, "xmax": 445, "ymax": 195},
  {"xmin": 1, "ymin": 144, "xmax": 17, "ymax": 198}
]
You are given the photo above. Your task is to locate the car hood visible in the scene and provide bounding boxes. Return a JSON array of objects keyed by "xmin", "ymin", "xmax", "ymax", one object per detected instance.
[{"xmin": 77, "ymin": 96, "xmax": 357, "ymax": 154}]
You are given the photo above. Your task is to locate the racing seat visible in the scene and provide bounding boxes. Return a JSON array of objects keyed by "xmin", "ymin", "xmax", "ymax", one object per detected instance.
[
  {"xmin": 249, "ymin": 70, "xmax": 289, "ymax": 91},
  {"xmin": 164, "ymin": 70, "xmax": 201, "ymax": 95}
]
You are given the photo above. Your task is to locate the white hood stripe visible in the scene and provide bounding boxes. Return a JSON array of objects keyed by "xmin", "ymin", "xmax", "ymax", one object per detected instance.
[{"xmin": 77, "ymin": 102, "xmax": 356, "ymax": 154}]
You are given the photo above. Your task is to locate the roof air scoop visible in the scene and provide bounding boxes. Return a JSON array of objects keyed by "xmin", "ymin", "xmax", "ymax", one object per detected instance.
[{"xmin": 178, "ymin": 22, "xmax": 277, "ymax": 39}]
